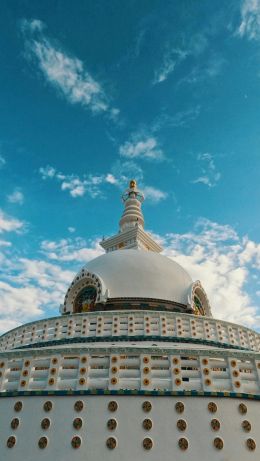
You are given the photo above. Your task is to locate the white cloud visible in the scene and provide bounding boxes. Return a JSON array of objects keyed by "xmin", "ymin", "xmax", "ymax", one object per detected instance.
[
  {"xmin": 192, "ymin": 153, "xmax": 221, "ymax": 188},
  {"xmin": 237, "ymin": 0, "xmax": 260, "ymax": 40},
  {"xmin": 119, "ymin": 135, "xmax": 164, "ymax": 161},
  {"xmin": 143, "ymin": 186, "xmax": 168, "ymax": 203},
  {"xmin": 0, "ymin": 217, "xmax": 260, "ymax": 334},
  {"xmin": 39, "ymin": 165, "xmax": 56, "ymax": 179},
  {"xmin": 153, "ymin": 48, "xmax": 188, "ymax": 85},
  {"xmin": 110, "ymin": 160, "xmax": 144, "ymax": 186},
  {"xmin": 39, "ymin": 165, "xmax": 105, "ymax": 198},
  {"xmin": 0, "ymin": 155, "xmax": 6, "ymax": 168},
  {"xmin": 39, "ymin": 162, "xmax": 166, "ymax": 204},
  {"xmin": 0, "ymin": 240, "xmax": 12, "ymax": 247},
  {"xmin": 105, "ymin": 173, "xmax": 119, "ymax": 185},
  {"xmin": 0, "ymin": 247, "xmax": 75, "ymax": 333},
  {"xmin": 179, "ymin": 55, "xmax": 225, "ymax": 86},
  {"xmin": 161, "ymin": 218, "xmax": 260, "ymax": 328},
  {"xmin": 7, "ymin": 189, "xmax": 24, "ymax": 205},
  {"xmin": 41, "ymin": 237, "xmax": 104, "ymax": 263},
  {"xmin": 152, "ymin": 106, "xmax": 201, "ymax": 132},
  {"xmin": 68, "ymin": 227, "xmax": 76, "ymax": 233},
  {"xmin": 21, "ymin": 19, "xmax": 116, "ymax": 114},
  {"xmin": 0, "ymin": 209, "xmax": 24, "ymax": 233}
]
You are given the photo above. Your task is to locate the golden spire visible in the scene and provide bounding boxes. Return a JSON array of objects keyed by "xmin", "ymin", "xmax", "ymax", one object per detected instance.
[{"xmin": 129, "ymin": 179, "xmax": 136, "ymax": 189}]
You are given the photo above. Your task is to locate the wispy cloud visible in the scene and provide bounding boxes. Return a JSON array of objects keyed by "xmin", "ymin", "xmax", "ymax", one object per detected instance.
[
  {"xmin": 0, "ymin": 155, "xmax": 6, "ymax": 168},
  {"xmin": 142, "ymin": 186, "xmax": 168, "ymax": 203},
  {"xmin": 39, "ymin": 165, "xmax": 106, "ymax": 198},
  {"xmin": 110, "ymin": 160, "xmax": 144, "ymax": 186},
  {"xmin": 119, "ymin": 134, "xmax": 164, "ymax": 161},
  {"xmin": 179, "ymin": 55, "xmax": 226, "ymax": 85},
  {"xmin": 192, "ymin": 153, "xmax": 221, "ymax": 188},
  {"xmin": 7, "ymin": 189, "xmax": 24, "ymax": 205},
  {"xmin": 21, "ymin": 19, "xmax": 118, "ymax": 116},
  {"xmin": 153, "ymin": 48, "xmax": 188, "ymax": 85},
  {"xmin": 0, "ymin": 209, "xmax": 24, "ymax": 233},
  {"xmin": 152, "ymin": 32, "xmax": 209, "ymax": 86},
  {"xmin": 41, "ymin": 237, "xmax": 103, "ymax": 263},
  {"xmin": 152, "ymin": 106, "xmax": 201, "ymax": 132},
  {"xmin": 68, "ymin": 227, "xmax": 76, "ymax": 233},
  {"xmin": 237, "ymin": 0, "xmax": 260, "ymax": 40},
  {"xmin": 39, "ymin": 162, "xmax": 167, "ymax": 204}
]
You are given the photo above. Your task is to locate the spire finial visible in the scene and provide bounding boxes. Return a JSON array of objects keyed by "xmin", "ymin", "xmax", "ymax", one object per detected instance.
[
  {"xmin": 129, "ymin": 179, "xmax": 136, "ymax": 189},
  {"xmin": 100, "ymin": 180, "xmax": 163, "ymax": 253},
  {"xmin": 122, "ymin": 179, "xmax": 144, "ymax": 204}
]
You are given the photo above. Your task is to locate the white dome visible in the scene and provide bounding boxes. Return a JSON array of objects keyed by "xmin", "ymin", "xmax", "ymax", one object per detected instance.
[{"xmin": 83, "ymin": 249, "xmax": 192, "ymax": 305}]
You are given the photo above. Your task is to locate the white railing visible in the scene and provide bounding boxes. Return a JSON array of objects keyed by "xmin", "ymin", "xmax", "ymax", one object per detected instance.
[
  {"xmin": 0, "ymin": 311, "xmax": 259, "ymax": 352},
  {"xmin": 0, "ymin": 347, "xmax": 260, "ymax": 395}
]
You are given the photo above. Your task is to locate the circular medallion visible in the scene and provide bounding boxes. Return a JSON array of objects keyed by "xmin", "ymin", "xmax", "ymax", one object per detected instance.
[
  {"xmin": 71, "ymin": 436, "xmax": 81, "ymax": 449},
  {"xmin": 238, "ymin": 403, "xmax": 247, "ymax": 414},
  {"xmin": 73, "ymin": 418, "xmax": 83, "ymax": 430},
  {"xmin": 208, "ymin": 402, "xmax": 217, "ymax": 413},
  {"xmin": 106, "ymin": 437, "xmax": 117, "ymax": 449},
  {"xmin": 107, "ymin": 418, "xmax": 117, "ymax": 430},
  {"xmin": 143, "ymin": 437, "xmax": 153, "ymax": 450},
  {"xmin": 213, "ymin": 437, "xmax": 224, "ymax": 450},
  {"xmin": 43, "ymin": 401, "xmax": 53, "ymax": 412},
  {"xmin": 178, "ymin": 438, "xmax": 188, "ymax": 450},
  {"xmin": 38, "ymin": 436, "xmax": 48, "ymax": 449},
  {"xmin": 143, "ymin": 419, "xmax": 153, "ymax": 430},
  {"xmin": 11, "ymin": 418, "xmax": 20, "ymax": 430},
  {"xmin": 247, "ymin": 438, "xmax": 256, "ymax": 451},
  {"xmin": 74, "ymin": 400, "xmax": 84, "ymax": 412},
  {"xmin": 177, "ymin": 419, "xmax": 187, "ymax": 431},
  {"xmin": 211, "ymin": 419, "xmax": 220, "ymax": 431},
  {"xmin": 7, "ymin": 436, "xmax": 16, "ymax": 448},
  {"xmin": 142, "ymin": 401, "xmax": 152, "ymax": 412},
  {"xmin": 108, "ymin": 401, "xmax": 118, "ymax": 412},
  {"xmin": 242, "ymin": 420, "xmax": 251, "ymax": 432},
  {"xmin": 175, "ymin": 402, "xmax": 184, "ymax": 413},
  {"xmin": 14, "ymin": 401, "xmax": 23, "ymax": 412},
  {"xmin": 41, "ymin": 418, "xmax": 51, "ymax": 430}
]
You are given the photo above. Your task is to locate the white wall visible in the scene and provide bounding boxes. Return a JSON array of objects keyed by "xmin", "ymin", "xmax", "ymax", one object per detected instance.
[{"xmin": 0, "ymin": 395, "xmax": 258, "ymax": 461}]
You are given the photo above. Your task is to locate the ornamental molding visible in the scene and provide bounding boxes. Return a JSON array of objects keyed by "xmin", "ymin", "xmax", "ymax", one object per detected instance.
[
  {"xmin": 61, "ymin": 271, "xmax": 108, "ymax": 314},
  {"xmin": 189, "ymin": 280, "xmax": 212, "ymax": 317}
]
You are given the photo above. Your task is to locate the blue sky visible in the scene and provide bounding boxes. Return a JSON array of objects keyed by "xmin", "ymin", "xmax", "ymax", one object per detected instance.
[{"xmin": 0, "ymin": 0, "xmax": 260, "ymax": 332}]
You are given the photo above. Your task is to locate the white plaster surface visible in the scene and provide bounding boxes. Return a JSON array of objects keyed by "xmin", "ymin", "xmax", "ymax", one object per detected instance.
[{"xmin": 83, "ymin": 250, "xmax": 192, "ymax": 305}]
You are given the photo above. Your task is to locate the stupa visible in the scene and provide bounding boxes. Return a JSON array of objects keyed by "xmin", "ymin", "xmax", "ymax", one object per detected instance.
[{"xmin": 0, "ymin": 180, "xmax": 259, "ymax": 460}]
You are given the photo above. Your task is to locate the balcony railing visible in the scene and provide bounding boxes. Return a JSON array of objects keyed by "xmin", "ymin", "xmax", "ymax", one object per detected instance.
[
  {"xmin": 0, "ymin": 346, "xmax": 260, "ymax": 395},
  {"xmin": 0, "ymin": 310, "xmax": 259, "ymax": 352}
]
